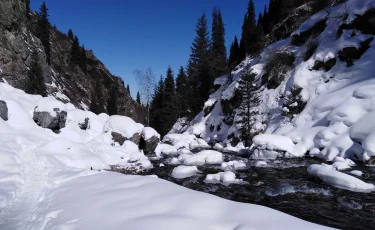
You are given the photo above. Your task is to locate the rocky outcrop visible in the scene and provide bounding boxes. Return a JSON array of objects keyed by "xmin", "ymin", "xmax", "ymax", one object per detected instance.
[
  {"xmin": 0, "ymin": 0, "xmax": 146, "ymax": 123},
  {"xmin": 111, "ymin": 132, "xmax": 127, "ymax": 145},
  {"xmin": 140, "ymin": 136, "xmax": 160, "ymax": 155},
  {"xmin": 33, "ymin": 108, "xmax": 67, "ymax": 131},
  {"xmin": 0, "ymin": 100, "xmax": 8, "ymax": 121}
]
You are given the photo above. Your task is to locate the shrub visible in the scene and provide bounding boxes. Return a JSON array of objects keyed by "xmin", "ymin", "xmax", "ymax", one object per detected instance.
[
  {"xmin": 283, "ymin": 87, "xmax": 306, "ymax": 119},
  {"xmin": 264, "ymin": 51, "xmax": 295, "ymax": 89},
  {"xmin": 303, "ymin": 39, "xmax": 319, "ymax": 61}
]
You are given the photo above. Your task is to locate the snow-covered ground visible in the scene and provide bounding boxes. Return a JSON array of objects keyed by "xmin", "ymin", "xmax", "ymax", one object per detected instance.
[{"xmin": 0, "ymin": 82, "xmax": 332, "ymax": 229}]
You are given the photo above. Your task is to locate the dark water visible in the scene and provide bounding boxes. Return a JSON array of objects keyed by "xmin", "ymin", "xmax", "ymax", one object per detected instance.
[{"xmin": 113, "ymin": 153, "xmax": 375, "ymax": 230}]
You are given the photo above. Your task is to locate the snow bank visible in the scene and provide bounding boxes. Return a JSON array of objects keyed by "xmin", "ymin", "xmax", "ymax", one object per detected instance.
[
  {"xmin": 35, "ymin": 172, "xmax": 329, "ymax": 230},
  {"xmin": 307, "ymin": 164, "xmax": 375, "ymax": 193},
  {"xmin": 204, "ymin": 171, "xmax": 244, "ymax": 185},
  {"xmin": 142, "ymin": 127, "xmax": 160, "ymax": 140},
  {"xmin": 171, "ymin": 165, "xmax": 201, "ymax": 179},
  {"xmin": 183, "ymin": 150, "xmax": 223, "ymax": 166}
]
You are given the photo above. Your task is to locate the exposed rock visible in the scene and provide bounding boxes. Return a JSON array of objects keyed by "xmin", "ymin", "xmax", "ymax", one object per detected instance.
[
  {"xmin": 323, "ymin": 58, "xmax": 336, "ymax": 71},
  {"xmin": 33, "ymin": 108, "xmax": 67, "ymax": 131},
  {"xmin": 291, "ymin": 19, "xmax": 327, "ymax": 46},
  {"xmin": 338, "ymin": 9, "xmax": 375, "ymax": 36},
  {"xmin": 141, "ymin": 135, "xmax": 160, "ymax": 155},
  {"xmin": 368, "ymin": 156, "xmax": 375, "ymax": 165},
  {"xmin": 130, "ymin": 132, "xmax": 141, "ymax": 145},
  {"xmin": 339, "ymin": 37, "xmax": 374, "ymax": 66},
  {"xmin": 78, "ymin": 117, "xmax": 89, "ymax": 130},
  {"xmin": 111, "ymin": 132, "xmax": 126, "ymax": 146},
  {"xmin": 0, "ymin": 100, "xmax": 8, "ymax": 121}
]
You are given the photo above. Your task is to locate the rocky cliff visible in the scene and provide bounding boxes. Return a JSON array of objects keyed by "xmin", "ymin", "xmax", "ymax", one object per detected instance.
[{"xmin": 0, "ymin": 0, "xmax": 146, "ymax": 123}]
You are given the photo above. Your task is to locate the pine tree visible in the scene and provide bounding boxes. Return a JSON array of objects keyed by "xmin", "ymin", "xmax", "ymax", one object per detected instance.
[
  {"xmin": 188, "ymin": 12, "xmax": 213, "ymax": 114},
  {"xmin": 150, "ymin": 76, "xmax": 165, "ymax": 133},
  {"xmin": 175, "ymin": 66, "xmax": 189, "ymax": 117},
  {"xmin": 126, "ymin": 84, "xmax": 130, "ymax": 94},
  {"xmin": 262, "ymin": 5, "xmax": 269, "ymax": 34},
  {"xmin": 37, "ymin": 2, "xmax": 51, "ymax": 65},
  {"xmin": 255, "ymin": 13, "xmax": 265, "ymax": 53},
  {"xmin": 160, "ymin": 67, "xmax": 177, "ymax": 136},
  {"xmin": 229, "ymin": 36, "xmax": 240, "ymax": 68},
  {"xmin": 26, "ymin": 51, "xmax": 47, "ymax": 96},
  {"xmin": 90, "ymin": 82, "xmax": 105, "ymax": 114},
  {"xmin": 68, "ymin": 29, "xmax": 74, "ymax": 41},
  {"xmin": 70, "ymin": 36, "xmax": 80, "ymax": 64},
  {"xmin": 25, "ymin": 0, "xmax": 31, "ymax": 20},
  {"xmin": 211, "ymin": 8, "xmax": 228, "ymax": 78},
  {"xmin": 107, "ymin": 86, "xmax": 118, "ymax": 115},
  {"xmin": 136, "ymin": 91, "xmax": 141, "ymax": 104},
  {"xmin": 237, "ymin": 68, "xmax": 260, "ymax": 147},
  {"xmin": 240, "ymin": 0, "xmax": 257, "ymax": 58},
  {"xmin": 79, "ymin": 45, "xmax": 87, "ymax": 72}
]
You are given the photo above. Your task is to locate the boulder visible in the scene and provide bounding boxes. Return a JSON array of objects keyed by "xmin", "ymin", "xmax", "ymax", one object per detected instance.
[
  {"xmin": 33, "ymin": 108, "xmax": 67, "ymax": 131},
  {"xmin": 111, "ymin": 132, "xmax": 126, "ymax": 145},
  {"xmin": 130, "ymin": 132, "xmax": 141, "ymax": 145},
  {"xmin": 141, "ymin": 135, "xmax": 160, "ymax": 155},
  {"xmin": 78, "ymin": 117, "xmax": 89, "ymax": 130},
  {"xmin": 0, "ymin": 100, "xmax": 8, "ymax": 121}
]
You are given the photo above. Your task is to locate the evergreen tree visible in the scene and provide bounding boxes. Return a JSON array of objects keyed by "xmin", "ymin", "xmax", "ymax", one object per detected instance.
[
  {"xmin": 188, "ymin": 12, "xmax": 213, "ymax": 114},
  {"xmin": 262, "ymin": 5, "xmax": 269, "ymax": 34},
  {"xmin": 175, "ymin": 66, "xmax": 189, "ymax": 117},
  {"xmin": 25, "ymin": 0, "xmax": 31, "ymax": 20},
  {"xmin": 211, "ymin": 7, "xmax": 228, "ymax": 78},
  {"xmin": 237, "ymin": 68, "xmax": 260, "ymax": 147},
  {"xmin": 68, "ymin": 29, "xmax": 74, "ymax": 41},
  {"xmin": 37, "ymin": 2, "xmax": 51, "ymax": 65},
  {"xmin": 79, "ymin": 45, "xmax": 87, "ymax": 72},
  {"xmin": 280, "ymin": 0, "xmax": 295, "ymax": 19},
  {"xmin": 70, "ymin": 36, "xmax": 80, "ymax": 64},
  {"xmin": 107, "ymin": 86, "xmax": 118, "ymax": 115},
  {"xmin": 90, "ymin": 82, "xmax": 105, "ymax": 114},
  {"xmin": 127, "ymin": 84, "xmax": 130, "ymax": 94},
  {"xmin": 136, "ymin": 91, "xmax": 141, "ymax": 104},
  {"xmin": 149, "ymin": 76, "xmax": 165, "ymax": 133},
  {"xmin": 26, "ymin": 51, "xmax": 47, "ymax": 96},
  {"xmin": 160, "ymin": 67, "xmax": 177, "ymax": 136},
  {"xmin": 240, "ymin": 0, "xmax": 257, "ymax": 58},
  {"xmin": 229, "ymin": 36, "xmax": 240, "ymax": 68},
  {"xmin": 255, "ymin": 13, "xmax": 265, "ymax": 53}
]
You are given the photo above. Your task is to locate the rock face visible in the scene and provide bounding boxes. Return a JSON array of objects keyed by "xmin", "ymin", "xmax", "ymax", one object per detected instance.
[
  {"xmin": 0, "ymin": 100, "xmax": 8, "ymax": 121},
  {"xmin": 0, "ymin": 0, "xmax": 146, "ymax": 123},
  {"xmin": 33, "ymin": 109, "xmax": 67, "ymax": 131}
]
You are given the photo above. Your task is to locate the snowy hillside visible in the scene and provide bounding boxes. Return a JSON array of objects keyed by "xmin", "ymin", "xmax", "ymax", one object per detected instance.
[
  {"xmin": 171, "ymin": 0, "xmax": 375, "ymax": 165},
  {"xmin": 0, "ymin": 82, "xmax": 332, "ymax": 229}
]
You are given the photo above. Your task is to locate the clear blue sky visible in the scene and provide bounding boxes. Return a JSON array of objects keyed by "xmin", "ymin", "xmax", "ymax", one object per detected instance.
[{"xmin": 31, "ymin": 0, "xmax": 267, "ymax": 98}]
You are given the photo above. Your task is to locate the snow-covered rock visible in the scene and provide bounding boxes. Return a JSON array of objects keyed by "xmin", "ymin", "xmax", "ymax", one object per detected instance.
[
  {"xmin": 307, "ymin": 164, "xmax": 375, "ymax": 193},
  {"xmin": 171, "ymin": 165, "xmax": 201, "ymax": 179},
  {"xmin": 204, "ymin": 171, "xmax": 244, "ymax": 185},
  {"xmin": 221, "ymin": 160, "xmax": 247, "ymax": 171},
  {"xmin": 183, "ymin": 150, "xmax": 223, "ymax": 166}
]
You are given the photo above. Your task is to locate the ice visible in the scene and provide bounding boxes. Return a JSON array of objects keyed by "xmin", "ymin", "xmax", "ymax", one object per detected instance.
[
  {"xmin": 307, "ymin": 164, "xmax": 375, "ymax": 193},
  {"xmin": 171, "ymin": 165, "xmax": 201, "ymax": 179},
  {"xmin": 204, "ymin": 171, "xmax": 244, "ymax": 185}
]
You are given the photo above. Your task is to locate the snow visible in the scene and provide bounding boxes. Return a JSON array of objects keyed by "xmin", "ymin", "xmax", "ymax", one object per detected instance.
[
  {"xmin": 349, "ymin": 170, "xmax": 363, "ymax": 177},
  {"xmin": 204, "ymin": 171, "xmax": 245, "ymax": 185},
  {"xmin": 253, "ymin": 134, "xmax": 295, "ymax": 153},
  {"xmin": 307, "ymin": 164, "xmax": 375, "ymax": 193},
  {"xmin": 103, "ymin": 115, "xmax": 141, "ymax": 138},
  {"xmin": 255, "ymin": 161, "xmax": 268, "ymax": 167},
  {"xmin": 183, "ymin": 150, "xmax": 223, "ymax": 166},
  {"xmin": 34, "ymin": 96, "xmax": 66, "ymax": 116},
  {"xmin": 171, "ymin": 165, "xmax": 201, "ymax": 179},
  {"xmin": 221, "ymin": 160, "xmax": 247, "ymax": 171},
  {"xmin": 154, "ymin": 143, "xmax": 178, "ymax": 156},
  {"xmin": 142, "ymin": 127, "xmax": 160, "ymax": 140}
]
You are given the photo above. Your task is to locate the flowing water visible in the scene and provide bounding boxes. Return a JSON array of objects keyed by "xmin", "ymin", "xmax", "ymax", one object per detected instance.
[{"xmin": 113, "ymin": 152, "xmax": 375, "ymax": 230}]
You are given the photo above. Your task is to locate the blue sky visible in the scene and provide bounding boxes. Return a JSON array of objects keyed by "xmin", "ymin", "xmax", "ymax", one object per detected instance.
[{"xmin": 31, "ymin": 0, "xmax": 267, "ymax": 98}]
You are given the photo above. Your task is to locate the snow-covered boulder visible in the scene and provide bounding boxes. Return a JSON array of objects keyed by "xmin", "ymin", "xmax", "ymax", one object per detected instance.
[
  {"xmin": 251, "ymin": 134, "xmax": 296, "ymax": 159},
  {"xmin": 141, "ymin": 127, "xmax": 160, "ymax": 154},
  {"xmin": 33, "ymin": 97, "xmax": 67, "ymax": 131},
  {"xmin": 103, "ymin": 115, "xmax": 142, "ymax": 145},
  {"xmin": 171, "ymin": 165, "xmax": 201, "ymax": 179},
  {"xmin": 183, "ymin": 150, "xmax": 223, "ymax": 166},
  {"xmin": 0, "ymin": 100, "xmax": 8, "ymax": 121},
  {"xmin": 204, "ymin": 171, "xmax": 244, "ymax": 185},
  {"xmin": 307, "ymin": 164, "xmax": 375, "ymax": 193},
  {"xmin": 221, "ymin": 160, "xmax": 247, "ymax": 171}
]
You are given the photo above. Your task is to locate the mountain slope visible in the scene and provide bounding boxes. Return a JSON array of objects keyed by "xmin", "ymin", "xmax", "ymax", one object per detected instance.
[
  {"xmin": 171, "ymin": 0, "xmax": 375, "ymax": 163},
  {"xmin": 0, "ymin": 0, "xmax": 146, "ymax": 123}
]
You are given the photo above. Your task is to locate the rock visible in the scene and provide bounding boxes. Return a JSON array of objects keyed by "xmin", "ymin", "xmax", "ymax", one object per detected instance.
[
  {"xmin": 339, "ymin": 37, "xmax": 374, "ymax": 66},
  {"xmin": 111, "ymin": 132, "xmax": 126, "ymax": 146},
  {"xmin": 141, "ymin": 135, "xmax": 160, "ymax": 155},
  {"xmin": 368, "ymin": 156, "xmax": 375, "ymax": 165},
  {"xmin": 78, "ymin": 117, "xmax": 89, "ymax": 130},
  {"xmin": 323, "ymin": 58, "xmax": 336, "ymax": 71},
  {"xmin": 130, "ymin": 132, "xmax": 141, "ymax": 145},
  {"xmin": 33, "ymin": 108, "xmax": 67, "ymax": 131},
  {"xmin": 0, "ymin": 100, "xmax": 8, "ymax": 121}
]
